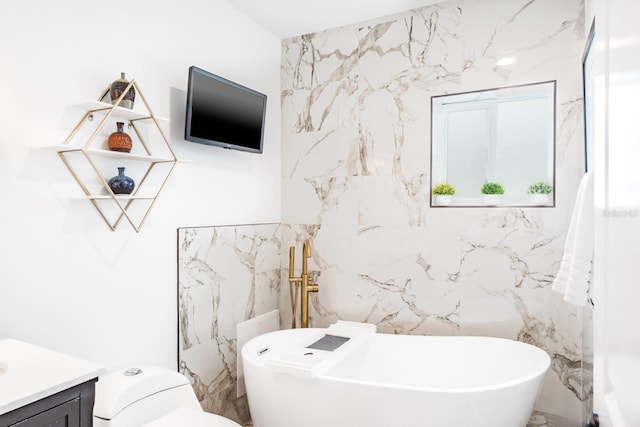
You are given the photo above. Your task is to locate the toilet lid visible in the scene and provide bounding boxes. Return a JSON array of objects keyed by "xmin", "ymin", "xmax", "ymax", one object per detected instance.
[{"xmin": 143, "ymin": 407, "xmax": 242, "ymax": 427}]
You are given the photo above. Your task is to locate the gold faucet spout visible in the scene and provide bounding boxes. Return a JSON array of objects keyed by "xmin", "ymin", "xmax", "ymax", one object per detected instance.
[{"xmin": 288, "ymin": 239, "xmax": 319, "ymax": 328}]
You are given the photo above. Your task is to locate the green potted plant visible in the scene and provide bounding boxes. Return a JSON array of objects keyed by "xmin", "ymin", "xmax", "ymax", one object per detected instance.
[
  {"xmin": 480, "ymin": 182, "xmax": 504, "ymax": 205},
  {"xmin": 527, "ymin": 181, "xmax": 552, "ymax": 205},
  {"xmin": 432, "ymin": 183, "xmax": 456, "ymax": 205}
]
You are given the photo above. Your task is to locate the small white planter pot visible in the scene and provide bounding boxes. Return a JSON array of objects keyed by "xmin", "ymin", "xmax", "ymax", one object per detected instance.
[
  {"xmin": 529, "ymin": 194, "xmax": 549, "ymax": 205},
  {"xmin": 483, "ymin": 194, "xmax": 500, "ymax": 205},
  {"xmin": 434, "ymin": 195, "xmax": 453, "ymax": 206}
]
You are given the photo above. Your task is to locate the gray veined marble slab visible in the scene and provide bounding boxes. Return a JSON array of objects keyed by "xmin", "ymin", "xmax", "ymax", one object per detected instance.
[
  {"xmin": 178, "ymin": 0, "xmax": 591, "ymax": 426},
  {"xmin": 178, "ymin": 224, "xmax": 282, "ymax": 425},
  {"xmin": 280, "ymin": 0, "xmax": 589, "ymax": 425}
]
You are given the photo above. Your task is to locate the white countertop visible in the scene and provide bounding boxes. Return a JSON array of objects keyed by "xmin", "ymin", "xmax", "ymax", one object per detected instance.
[{"xmin": 0, "ymin": 339, "xmax": 104, "ymax": 415}]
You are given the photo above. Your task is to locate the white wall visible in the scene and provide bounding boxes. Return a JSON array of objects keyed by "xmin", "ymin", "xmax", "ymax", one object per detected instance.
[{"xmin": 0, "ymin": 0, "xmax": 281, "ymax": 371}]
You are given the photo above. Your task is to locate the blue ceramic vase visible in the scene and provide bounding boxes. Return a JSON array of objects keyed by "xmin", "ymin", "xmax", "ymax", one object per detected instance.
[{"xmin": 108, "ymin": 167, "xmax": 135, "ymax": 195}]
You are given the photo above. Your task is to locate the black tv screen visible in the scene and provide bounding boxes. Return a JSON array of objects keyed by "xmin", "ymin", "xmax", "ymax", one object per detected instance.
[{"xmin": 185, "ymin": 66, "xmax": 267, "ymax": 153}]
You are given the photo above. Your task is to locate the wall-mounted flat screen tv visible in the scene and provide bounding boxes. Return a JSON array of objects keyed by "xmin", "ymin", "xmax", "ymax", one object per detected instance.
[{"xmin": 185, "ymin": 66, "xmax": 267, "ymax": 154}]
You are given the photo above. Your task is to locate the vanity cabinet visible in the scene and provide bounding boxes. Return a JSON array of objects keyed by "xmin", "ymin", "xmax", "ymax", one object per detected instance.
[
  {"xmin": 49, "ymin": 79, "xmax": 179, "ymax": 232},
  {"xmin": 0, "ymin": 379, "xmax": 96, "ymax": 427},
  {"xmin": 0, "ymin": 339, "xmax": 103, "ymax": 427}
]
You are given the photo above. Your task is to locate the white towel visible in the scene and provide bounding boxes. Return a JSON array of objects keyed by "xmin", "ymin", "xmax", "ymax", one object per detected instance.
[
  {"xmin": 326, "ymin": 320, "xmax": 377, "ymax": 338},
  {"xmin": 552, "ymin": 170, "xmax": 594, "ymax": 306}
]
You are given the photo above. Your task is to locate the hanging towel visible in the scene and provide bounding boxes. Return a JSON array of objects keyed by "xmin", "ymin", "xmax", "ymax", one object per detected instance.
[
  {"xmin": 552, "ymin": 170, "xmax": 594, "ymax": 306},
  {"xmin": 326, "ymin": 320, "xmax": 377, "ymax": 338}
]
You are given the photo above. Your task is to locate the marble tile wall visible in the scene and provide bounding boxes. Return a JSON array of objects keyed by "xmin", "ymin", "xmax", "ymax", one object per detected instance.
[
  {"xmin": 177, "ymin": 224, "xmax": 281, "ymax": 425},
  {"xmin": 177, "ymin": 1, "xmax": 590, "ymax": 426},
  {"xmin": 280, "ymin": 0, "xmax": 589, "ymax": 425}
]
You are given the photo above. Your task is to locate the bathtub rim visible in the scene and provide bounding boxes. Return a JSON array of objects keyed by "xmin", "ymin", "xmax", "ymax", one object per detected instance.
[{"xmin": 242, "ymin": 328, "xmax": 551, "ymax": 394}]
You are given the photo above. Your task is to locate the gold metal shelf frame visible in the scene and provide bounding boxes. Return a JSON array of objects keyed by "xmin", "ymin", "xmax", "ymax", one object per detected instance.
[{"xmin": 55, "ymin": 79, "xmax": 178, "ymax": 232}]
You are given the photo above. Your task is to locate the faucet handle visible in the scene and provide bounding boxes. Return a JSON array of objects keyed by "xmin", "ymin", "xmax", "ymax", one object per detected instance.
[{"xmin": 308, "ymin": 282, "xmax": 319, "ymax": 303}]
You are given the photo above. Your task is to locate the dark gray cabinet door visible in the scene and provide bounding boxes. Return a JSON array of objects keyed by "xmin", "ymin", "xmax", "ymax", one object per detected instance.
[
  {"xmin": 0, "ymin": 379, "xmax": 95, "ymax": 427},
  {"xmin": 10, "ymin": 398, "xmax": 80, "ymax": 427}
]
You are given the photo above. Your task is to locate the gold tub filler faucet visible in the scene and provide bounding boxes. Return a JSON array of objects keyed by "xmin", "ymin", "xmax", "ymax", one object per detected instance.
[{"xmin": 288, "ymin": 239, "xmax": 319, "ymax": 328}]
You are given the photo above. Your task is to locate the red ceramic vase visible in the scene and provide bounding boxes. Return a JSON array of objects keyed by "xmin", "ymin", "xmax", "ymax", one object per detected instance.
[{"xmin": 107, "ymin": 122, "xmax": 132, "ymax": 153}]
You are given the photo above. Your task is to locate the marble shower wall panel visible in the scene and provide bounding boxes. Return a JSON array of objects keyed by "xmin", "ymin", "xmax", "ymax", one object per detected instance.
[
  {"xmin": 281, "ymin": 0, "xmax": 588, "ymax": 425},
  {"xmin": 281, "ymin": 28, "xmax": 361, "ymax": 135},
  {"xmin": 177, "ymin": 224, "xmax": 281, "ymax": 425}
]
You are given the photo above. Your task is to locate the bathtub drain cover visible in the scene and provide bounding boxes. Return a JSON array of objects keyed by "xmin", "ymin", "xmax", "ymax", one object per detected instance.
[{"xmin": 306, "ymin": 334, "xmax": 350, "ymax": 351}]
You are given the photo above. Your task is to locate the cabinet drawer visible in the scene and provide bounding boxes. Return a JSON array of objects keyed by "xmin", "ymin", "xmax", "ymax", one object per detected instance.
[{"xmin": 10, "ymin": 398, "xmax": 80, "ymax": 427}]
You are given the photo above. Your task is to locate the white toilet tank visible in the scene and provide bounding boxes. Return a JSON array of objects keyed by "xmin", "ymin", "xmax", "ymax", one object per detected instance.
[{"xmin": 93, "ymin": 365, "xmax": 204, "ymax": 427}]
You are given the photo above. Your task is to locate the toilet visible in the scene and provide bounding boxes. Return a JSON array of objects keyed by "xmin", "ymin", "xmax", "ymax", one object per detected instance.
[{"xmin": 93, "ymin": 365, "xmax": 242, "ymax": 427}]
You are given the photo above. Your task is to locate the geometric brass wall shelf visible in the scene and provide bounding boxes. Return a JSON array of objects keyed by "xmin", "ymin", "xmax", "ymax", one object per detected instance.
[{"xmin": 51, "ymin": 79, "xmax": 178, "ymax": 232}]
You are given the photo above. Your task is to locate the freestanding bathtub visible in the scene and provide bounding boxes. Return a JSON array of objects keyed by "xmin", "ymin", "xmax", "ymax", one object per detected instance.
[{"xmin": 241, "ymin": 322, "xmax": 550, "ymax": 427}]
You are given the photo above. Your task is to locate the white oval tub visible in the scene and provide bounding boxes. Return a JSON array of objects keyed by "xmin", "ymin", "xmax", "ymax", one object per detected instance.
[{"xmin": 242, "ymin": 326, "xmax": 550, "ymax": 427}]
